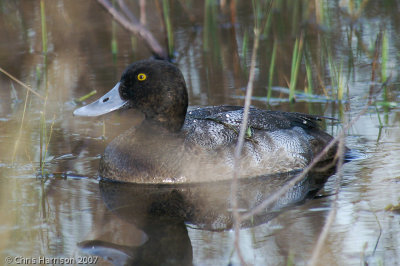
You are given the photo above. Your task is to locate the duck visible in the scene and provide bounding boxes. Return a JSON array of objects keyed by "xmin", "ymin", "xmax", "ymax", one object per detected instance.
[{"xmin": 73, "ymin": 59, "xmax": 337, "ymax": 184}]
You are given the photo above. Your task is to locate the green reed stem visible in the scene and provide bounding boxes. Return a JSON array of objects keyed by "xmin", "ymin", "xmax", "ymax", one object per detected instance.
[
  {"xmin": 262, "ymin": 1, "xmax": 273, "ymax": 36},
  {"xmin": 111, "ymin": 20, "xmax": 118, "ymax": 61},
  {"xmin": 252, "ymin": 0, "xmax": 261, "ymax": 29},
  {"xmin": 39, "ymin": 111, "xmax": 45, "ymax": 173},
  {"xmin": 374, "ymin": 104, "xmax": 383, "ymax": 127},
  {"xmin": 39, "ymin": 78, "xmax": 49, "ymax": 177},
  {"xmin": 242, "ymin": 30, "xmax": 248, "ymax": 62},
  {"xmin": 110, "ymin": 0, "xmax": 118, "ymax": 61},
  {"xmin": 38, "ymin": 14, "xmax": 50, "ymax": 178},
  {"xmin": 381, "ymin": 30, "xmax": 388, "ymax": 83},
  {"xmin": 39, "ymin": 100, "xmax": 55, "ymax": 178},
  {"xmin": 102, "ymin": 119, "xmax": 106, "ymax": 139},
  {"xmin": 337, "ymin": 62, "xmax": 344, "ymax": 101},
  {"xmin": 327, "ymin": 45, "xmax": 345, "ymax": 101},
  {"xmin": 40, "ymin": 0, "xmax": 48, "ymax": 54},
  {"xmin": 286, "ymin": 250, "xmax": 295, "ymax": 266},
  {"xmin": 305, "ymin": 50, "xmax": 313, "ymax": 95},
  {"xmin": 75, "ymin": 90, "xmax": 97, "ymax": 103},
  {"xmin": 381, "ymin": 30, "xmax": 388, "ymax": 104},
  {"xmin": 162, "ymin": 0, "xmax": 174, "ymax": 58},
  {"xmin": 43, "ymin": 115, "xmax": 56, "ymax": 169},
  {"xmin": 267, "ymin": 40, "xmax": 277, "ymax": 101},
  {"xmin": 289, "ymin": 35, "xmax": 303, "ymax": 102},
  {"xmin": 203, "ymin": 0, "xmax": 218, "ymax": 53},
  {"xmin": 289, "ymin": 38, "xmax": 299, "ymax": 99},
  {"xmin": 327, "ymin": 50, "xmax": 335, "ymax": 95}
]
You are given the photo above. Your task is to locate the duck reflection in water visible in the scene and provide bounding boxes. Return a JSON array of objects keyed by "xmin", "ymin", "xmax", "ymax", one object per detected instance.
[{"xmin": 78, "ymin": 168, "xmax": 335, "ymax": 265}]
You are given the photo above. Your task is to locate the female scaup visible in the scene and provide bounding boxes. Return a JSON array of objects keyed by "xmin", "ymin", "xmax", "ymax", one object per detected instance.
[{"xmin": 74, "ymin": 59, "xmax": 337, "ymax": 183}]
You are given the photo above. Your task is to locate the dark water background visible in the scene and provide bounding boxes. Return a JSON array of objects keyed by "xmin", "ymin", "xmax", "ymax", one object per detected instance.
[{"xmin": 0, "ymin": 0, "xmax": 399, "ymax": 265}]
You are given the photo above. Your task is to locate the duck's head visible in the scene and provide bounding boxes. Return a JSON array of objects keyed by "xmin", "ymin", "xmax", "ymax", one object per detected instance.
[{"xmin": 74, "ymin": 60, "xmax": 188, "ymax": 132}]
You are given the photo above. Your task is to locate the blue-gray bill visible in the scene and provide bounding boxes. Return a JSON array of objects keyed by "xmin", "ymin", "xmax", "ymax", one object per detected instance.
[{"xmin": 73, "ymin": 82, "xmax": 127, "ymax": 116}]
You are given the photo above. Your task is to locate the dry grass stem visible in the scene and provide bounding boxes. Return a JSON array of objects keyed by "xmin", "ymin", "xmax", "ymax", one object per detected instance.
[
  {"xmin": 12, "ymin": 90, "xmax": 30, "ymax": 163},
  {"xmin": 96, "ymin": 0, "xmax": 168, "ymax": 59},
  {"xmin": 0, "ymin": 67, "xmax": 44, "ymax": 99},
  {"xmin": 369, "ymin": 202, "xmax": 382, "ymax": 257},
  {"xmin": 308, "ymin": 127, "xmax": 346, "ymax": 266},
  {"xmin": 117, "ymin": 0, "xmax": 138, "ymax": 23},
  {"xmin": 231, "ymin": 28, "xmax": 261, "ymax": 266}
]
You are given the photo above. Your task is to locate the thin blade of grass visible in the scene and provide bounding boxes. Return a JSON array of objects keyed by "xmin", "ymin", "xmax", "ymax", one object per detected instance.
[
  {"xmin": 337, "ymin": 61, "xmax": 344, "ymax": 101},
  {"xmin": 12, "ymin": 90, "xmax": 30, "ymax": 163},
  {"xmin": 40, "ymin": 0, "xmax": 48, "ymax": 54},
  {"xmin": 162, "ymin": 0, "xmax": 174, "ymax": 58},
  {"xmin": 75, "ymin": 90, "xmax": 97, "ymax": 104},
  {"xmin": 42, "ymin": 114, "xmax": 56, "ymax": 176},
  {"xmin": 267, "ymin": 40, "xmax": 277, "ymax": 101},
  {"xmin": 304, "ymin": 48, "xmax": 313, "ymax": 96},
  {"xmin": 381, "ymin": 30, "xmax": 388, "ymax": 83},
  {"xmin": 0, "ymin": 67, "xmax": 44, "ymax": 99},
  {"xmin": 381, "ymin": 30, "xmax": 388, "ymax": 105},
  {"xmin": 40, "ymin": 111, "xmax": 45, "ymax": 175},
  {"xmin": 289, "ymin": 34, "xmax": 304, "ymax": 102}
]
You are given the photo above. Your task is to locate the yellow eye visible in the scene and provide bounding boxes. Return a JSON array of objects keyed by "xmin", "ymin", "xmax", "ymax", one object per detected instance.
[{"xmin": 137, "ymin": 73, "xmax": 147, "ymax": 81}]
